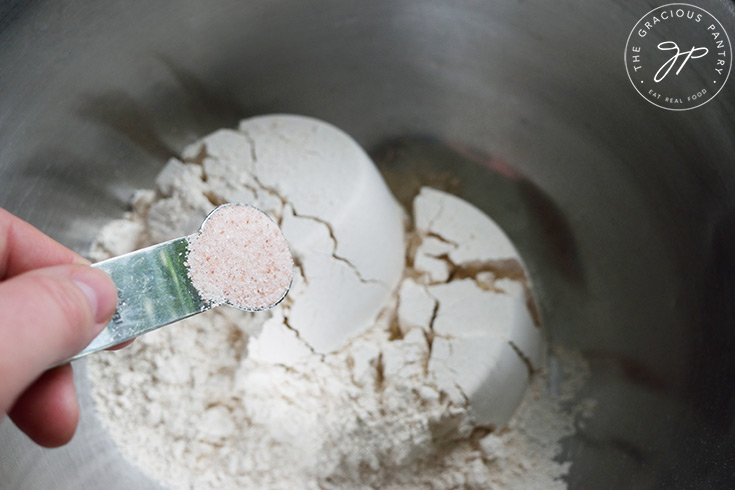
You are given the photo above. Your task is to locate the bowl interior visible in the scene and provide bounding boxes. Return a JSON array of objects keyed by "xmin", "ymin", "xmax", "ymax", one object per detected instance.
[{"xmin": 1, "ymin": 1, "xmax": 734, "ymax": 488}]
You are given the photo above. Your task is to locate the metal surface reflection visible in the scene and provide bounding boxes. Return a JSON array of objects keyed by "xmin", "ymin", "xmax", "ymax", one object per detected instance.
[
  {"xmin": 70, "ymin": 237, "xmax": 207, "ymax": 360},
  {"xmin": 0, "ymin": 0, "xmax": 733, "ymax": 488}
]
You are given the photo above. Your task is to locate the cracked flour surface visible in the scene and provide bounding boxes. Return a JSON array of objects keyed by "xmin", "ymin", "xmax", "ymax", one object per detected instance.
[{"xmin": 87, "ymin": 115, "xmax": 591, "ymax": 490}]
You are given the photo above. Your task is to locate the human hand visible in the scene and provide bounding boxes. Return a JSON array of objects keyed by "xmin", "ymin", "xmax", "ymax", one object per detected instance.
[{"xmin": 0, "ymin": 208, "xmax": 117, "ymax": 447}]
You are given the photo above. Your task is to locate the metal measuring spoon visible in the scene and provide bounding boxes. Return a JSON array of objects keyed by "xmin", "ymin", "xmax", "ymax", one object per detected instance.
[{"xmin": 67, "ymin": 204, "xmax": 293, "ymax": 363}]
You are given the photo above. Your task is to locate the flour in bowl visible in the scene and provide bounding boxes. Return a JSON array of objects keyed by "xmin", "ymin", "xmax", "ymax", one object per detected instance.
[{"xmin": 87, "ymin": 115, "xmax": 592, "ymax": 490}]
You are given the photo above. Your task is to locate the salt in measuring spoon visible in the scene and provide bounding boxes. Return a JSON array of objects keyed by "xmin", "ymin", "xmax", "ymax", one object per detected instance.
[{"xmin": 67, "ymin": 203, "xmax": 293, "ymax": 362}]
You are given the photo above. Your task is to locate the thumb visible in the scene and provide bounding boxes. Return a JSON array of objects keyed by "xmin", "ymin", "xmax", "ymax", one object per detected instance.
[{"xmin": 0, "ymin": 264, "xmax": 117, "ymax": 412}]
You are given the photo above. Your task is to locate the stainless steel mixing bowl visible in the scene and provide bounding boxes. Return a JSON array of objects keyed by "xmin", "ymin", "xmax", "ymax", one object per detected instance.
[{"xmin": 1, "ymin": 0, "xmax": 733, "ymax": 488}]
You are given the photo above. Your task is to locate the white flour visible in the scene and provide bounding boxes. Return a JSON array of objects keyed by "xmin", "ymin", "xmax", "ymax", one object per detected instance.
[{"xmin": 87, "ymin": 116, "xmax": 592, "ymax": 490}]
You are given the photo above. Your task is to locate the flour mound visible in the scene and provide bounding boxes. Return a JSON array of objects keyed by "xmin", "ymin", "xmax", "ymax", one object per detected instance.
[{"xmin": 87, "ymin": 116, "xmax": 591, "ymax": 490}]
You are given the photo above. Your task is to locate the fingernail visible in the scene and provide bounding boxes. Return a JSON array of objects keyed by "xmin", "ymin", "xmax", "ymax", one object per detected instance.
[
  {"xmin": 73, "ymin": 255, "xmax": 92, "ymax": 266},
  {"xmin": 71, "ymin": 268, "xmax": 118, "ymax": 325}
]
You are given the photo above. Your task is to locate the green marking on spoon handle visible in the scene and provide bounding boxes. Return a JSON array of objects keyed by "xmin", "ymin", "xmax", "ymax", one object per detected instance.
[{"xmin": 66, "ymin": 236, "xmax": 210, "ymax": 363}]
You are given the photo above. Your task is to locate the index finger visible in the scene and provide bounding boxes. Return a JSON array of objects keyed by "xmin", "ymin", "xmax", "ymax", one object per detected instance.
[{"xmin": 0, "ymin": 208, "xmax": 87, "ymax": 280}]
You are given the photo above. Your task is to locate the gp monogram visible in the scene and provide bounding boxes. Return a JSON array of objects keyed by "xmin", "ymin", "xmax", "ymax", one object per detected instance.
[{"xmin": 625, "ymin": 3, "xmax": 731, "ymax": 110}]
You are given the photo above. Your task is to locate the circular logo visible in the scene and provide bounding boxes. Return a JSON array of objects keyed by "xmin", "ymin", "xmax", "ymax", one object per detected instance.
[{"xmin": 625, "ymin": 3, "xmax": 732, "ymax": 110}]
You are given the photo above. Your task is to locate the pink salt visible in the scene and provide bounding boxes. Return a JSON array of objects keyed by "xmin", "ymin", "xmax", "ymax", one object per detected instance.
[{"xmin": 186, "ymin": 204, "xmax": 293, "ymax": 310}]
